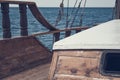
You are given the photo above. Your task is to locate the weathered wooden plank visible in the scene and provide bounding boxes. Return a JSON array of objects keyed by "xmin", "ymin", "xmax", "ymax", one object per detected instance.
[
  {"xmin": 0, "ymin": 36, "xmax": 51, "ymax": 79},
  {"xmin": 54, "ymin": 50, "xmax": 102, "ymax": 58},
  {"xmin": 48, "ymin": 52, "xmax": 59, "ymax": 80},
  {"xmin": 49, "ymin": 50, "xmax": 120, "ymax": 80},
  {"xmin": 54, "ymin": 74, "xmax": 110, "ymax": 80},
  {"xmin": 56, "ymin": 56, "xmax": 100, "ymax": 78},
  {"xmin": 3, "ymin": 63, "xmax": 50, "ymax": 80},
  {"xmin": 49, "ymin": 51, "xmax": 101, "ymax": 80}
]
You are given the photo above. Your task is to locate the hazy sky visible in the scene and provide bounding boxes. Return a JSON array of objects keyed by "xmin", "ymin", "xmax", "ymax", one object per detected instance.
[{"xmin": 28, "ymin": 0, "xmax": 116, "ymax": 7}]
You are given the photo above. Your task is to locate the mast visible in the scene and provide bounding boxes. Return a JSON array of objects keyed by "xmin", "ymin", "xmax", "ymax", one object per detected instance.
[{"xmin": 115, "ymin": 0, "xmax": 120, "ymax": 19}]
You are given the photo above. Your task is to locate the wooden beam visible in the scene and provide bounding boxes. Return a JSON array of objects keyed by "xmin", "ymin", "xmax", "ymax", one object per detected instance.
[
  {"xmin": 1, "ymin": 3, "xmax": 11, "ymax": 38},
  {"xmin": 54, "ymin": 33, "xmax": 60, "ymax": 42},
  {"xmin": 28, "ymin": 4, "xmax": 58, "ymax": 31},
  {"xmin": 19, "ymin": 4, "xmax": 28, "ymax": 36},
  {"xmin": 0, "ymin": 0, "xmax": 35, "ymax": 5},
  {"xmin": 65, "ymin": 31, "xmax": 71, "ymax": 37},
  {"xmin": 115, "ymin": 0, "xmax": 120, "ymax": 19},
  {"xmin": 31, "ymin": 27, "xmax": 89, "ymax": 37}
]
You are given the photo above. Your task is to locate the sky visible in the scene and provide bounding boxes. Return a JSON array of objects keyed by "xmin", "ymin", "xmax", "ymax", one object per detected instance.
[{"xmin": 27, "ymin": 0, "xmax": 116, "ymax": 7}]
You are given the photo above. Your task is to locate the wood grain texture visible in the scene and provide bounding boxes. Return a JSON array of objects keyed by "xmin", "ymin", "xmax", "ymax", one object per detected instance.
[
  {"xmin": 54, "ymin": 74, "xmax": 110, "ymax": 80},
  {"xmin": 3, "ymin": 63, "xmax": 50, "ymax": 80},
  {"xmin": 0, "ymin": 36, "xmax": 51, "ymax": 79},
  {"xmin": 56, "ymin": 56, "xmax": 99, "ymax": 77},
  {"xmin": 49, "ymin": 50, "xmax": 120, "ymax": 80},
  {"xmin": 48, "ymin": 52, "xmax": 59, "ymax": 80}
]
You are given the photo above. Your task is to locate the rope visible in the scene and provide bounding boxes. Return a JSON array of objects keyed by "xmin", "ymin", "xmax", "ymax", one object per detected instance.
[
  {"xmin": 67, "ymin": 0, "xmax": 79, "ymax": 26},
  {"xmin": 55, "ymin": 0, "xmax": 64, "ymax": 26},
  {"xmin": 72, "ymin": 0, "xmax": 79, "ymax": 13},
  {"xmin": 66, "ymin": 0, "xmax": 69, "ymax": 28},
  {"xmin": 55, "ymin": 0, "xmax": 87, "ymax": 28},
  {"xmin": 79, "ymin": 0, "xmax": 87, "ymax": 26},
  {"xmin": 70, "ymin": 0, "xmax": 83, "ymax": 27},
  {"xmin": 112, "ymin": 7, "xmax": 115, "ymax": 19}
]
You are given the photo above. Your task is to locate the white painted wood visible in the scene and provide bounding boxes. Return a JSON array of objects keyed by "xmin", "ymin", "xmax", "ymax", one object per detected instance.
[{"xmin": 53, "ymin": 19, "xmax": 120, "ymax": 50}]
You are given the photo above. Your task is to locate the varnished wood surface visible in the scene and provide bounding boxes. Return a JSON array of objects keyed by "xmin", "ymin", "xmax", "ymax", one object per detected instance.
[
  {"xmin": 0, "ymin": 0, "xmax": 35, "ymax": 5},
  {"xmin": 3, "ymin": 63, "xmax": 50, "ymax": 80}
]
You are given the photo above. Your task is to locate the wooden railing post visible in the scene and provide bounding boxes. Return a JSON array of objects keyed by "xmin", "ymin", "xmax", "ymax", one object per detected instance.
[
  {"xmin": 65, "ymin": 31, "xmax": 71, "ymax": 37},
  {"xmin": 75, "ymin": 29, "xmax": 81, "ymax": 33},
  {"xmin": 19, "ymin": 4, "xmax": 28, "ymax": 36},
  {"xmin": 1, "ymin": 3, "xmax": 11, "ymax": 38},
  {"xmin": 115, "ymin": 0, "xmax": 120, "ymax": 19},
  {"xmin": 54, "ymin": 33, "xmax": 60, "ymax": 42}
]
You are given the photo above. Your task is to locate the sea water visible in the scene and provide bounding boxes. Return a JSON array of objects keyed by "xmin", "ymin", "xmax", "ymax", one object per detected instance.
[{"xmin": 0, "ymin": 7, "xmax": 113, "ymax": 50}]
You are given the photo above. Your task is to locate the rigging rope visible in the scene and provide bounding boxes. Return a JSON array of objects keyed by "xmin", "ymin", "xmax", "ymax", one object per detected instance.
[
  {"xmin": 71, "ymin": 0, "xmax": 79, "ymax": 14},
  {"xmin": 79, "ymin": 0, "xmax": 87, "ymax": 26},
  {"xmin": 67, "ymin": 0, "xmax": 79, "ymax": 26},
  {"xmin": 54, "ymin": 0, "xmax": 64, "ymax": 42},
  {"xmin": 66, "ymin": 0, "xmax": 69, "ymax": 28},
  {"xmin": 55, "ymin": 0, "xmax": 87, "ymax": 28},
  {"xmin": 70, "ymin": 0, "xmax": 83, "ymax": 27},
  {"xmin": 112, "ymin": 6, "xmax": 115, "ymax": 19},
  {"xmin": 55, "ymin": 0, "xmax": 64, "ymax": 26}
]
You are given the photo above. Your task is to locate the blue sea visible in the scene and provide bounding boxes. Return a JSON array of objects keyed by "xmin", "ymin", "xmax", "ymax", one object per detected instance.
[{"xmin": 0, "ymin": 7, "xmax": 114, "ymax": 49}]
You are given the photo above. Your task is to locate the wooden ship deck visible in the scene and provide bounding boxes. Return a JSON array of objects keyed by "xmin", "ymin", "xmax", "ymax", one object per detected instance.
[
  {"xmin": 0, "ymin": 0, "xmax": 120, "ymax": 80},
  {"xmin": 3, "ymin": 63, "xmax": 50, "ymax": 80},
  {"xmin": 0, "ymin": 0, "xmax": 88, "ymax": 80}
]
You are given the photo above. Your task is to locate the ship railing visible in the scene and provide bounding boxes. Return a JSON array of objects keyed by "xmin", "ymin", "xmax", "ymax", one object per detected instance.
[
  {"xmin": 31, "ymin": 27, "xmax": 89, "ymax": 42},
  {"xmin": 0, "ymin": 0, "xmax": 89, "ymax": 42}
]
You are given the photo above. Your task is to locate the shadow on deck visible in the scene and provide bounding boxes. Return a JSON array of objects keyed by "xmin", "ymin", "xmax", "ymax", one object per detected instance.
[{"xmin": 3, "ymin": 63, "xmax": 50, "ymax": 80}]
